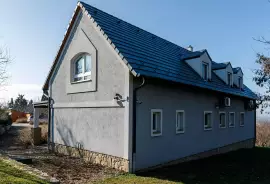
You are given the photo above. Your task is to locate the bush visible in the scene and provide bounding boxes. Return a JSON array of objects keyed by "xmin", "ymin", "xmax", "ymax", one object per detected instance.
[
  {"xmin": 0, "ymin": 109, "xmax": 12, "ymax": 126},
  {"xmin": 18, "ymin": 129, "xmax": 32, "ymax": 149}
]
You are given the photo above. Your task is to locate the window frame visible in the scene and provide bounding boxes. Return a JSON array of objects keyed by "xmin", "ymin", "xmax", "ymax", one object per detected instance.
[
  {"xmin": 204, "ymin": 111, "xmax": 213, "ymax": 131},
  {"xmin": 228, "ymin": 112, "xmax": 235, "ymax": 128},
  {"xmin": 219, "ymin": 111, "xmax": 226, "ymax": 129},
  {"xmin": 72, "ymin": 54, "xmax": 92, "ymax": 83},
  {"xmin": 227, "ymin": 72, "xmax": 233, "ymax": 86},
  {"xmin": 202, "ymin": 62, "xmax": 209, "ymax": 81},
  {"xmin": 151, "ymin": 109, "xmax": 163, "ymax": 137},
  {"xmin": 176, "ymin": 110, "xmax": 185, "ymax": 134},
  {"xmin": 238, "ymin": 76, "xmax": 243, "ymax": 89},
  {"xmin": 240, "ymin": 112, "xmax": 245, "ymax": 127}
]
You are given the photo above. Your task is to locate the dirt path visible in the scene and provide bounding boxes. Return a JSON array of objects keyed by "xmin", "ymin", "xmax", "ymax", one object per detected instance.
[{"xmin": 0, "ymin": 124, "xmax": 121, "ymax": 184}]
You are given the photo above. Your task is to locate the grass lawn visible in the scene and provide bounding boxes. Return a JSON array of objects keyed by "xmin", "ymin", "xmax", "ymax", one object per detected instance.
[
  {"xmin": 97, "ymin": 147, "xmax": 270, "ymax": 184},
  {"xmin": 0, "ymin": 159, "xmax": 48, "ymax": 184}
]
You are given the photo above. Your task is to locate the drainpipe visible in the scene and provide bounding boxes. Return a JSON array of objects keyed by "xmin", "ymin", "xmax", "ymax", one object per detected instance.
[
  {"xmin": 132, "ymin": 76, "xmax": 145, "ymax": 173},
  {"xmin": 43, "ymin": 90, "xmax": 51, "ymax": 151}
]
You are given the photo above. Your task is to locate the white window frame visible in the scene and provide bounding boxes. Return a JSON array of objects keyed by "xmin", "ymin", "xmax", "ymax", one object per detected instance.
[
  {"xmin": 204, "ymin": 111, "xmax": 213, "ymax": 131},
  {"xmin": 72, "ymin": 54, "xmax": 92, "ymax": 83},
  {"xmin": 240, "ymin": 112, "xmax": 245, "ymax": 127},
  {"xmin": 151, "ymin": 109, "xmax": 162, "ymax": 137},
  {"xmin": 219, "ymin": 111, "xmax": 226, "ymax": 128},
  {"xmin": 228, "ymin": 112, "xmax": 235, "ymax": 128},
  {"xmin": 202, "ymin": 62, "xmax": 209, "ymax": 81},
  {"xmin": 176, "ymin": 110, "xmax": 185, "ymax": 134}
]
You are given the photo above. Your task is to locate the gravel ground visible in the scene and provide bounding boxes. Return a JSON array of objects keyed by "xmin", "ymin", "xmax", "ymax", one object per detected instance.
[{"xmin": 0, "ymin": 124, "xmax": 121, "ymax": 184}]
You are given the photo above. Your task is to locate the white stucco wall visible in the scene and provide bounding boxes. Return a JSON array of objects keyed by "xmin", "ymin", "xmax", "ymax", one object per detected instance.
[{"xmin": 49, "ymin": 10, "xmax": 131, "ymax": 159}]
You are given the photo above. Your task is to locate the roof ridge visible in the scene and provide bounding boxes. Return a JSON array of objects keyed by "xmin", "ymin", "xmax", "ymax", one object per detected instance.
[{"xmin": 79, "ymin": 1, "xmax": 191, "ymax": 54}]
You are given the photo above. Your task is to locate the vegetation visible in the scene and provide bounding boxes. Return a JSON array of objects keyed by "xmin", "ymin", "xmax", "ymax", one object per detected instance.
[
  {"xmin": 8, "ymin": 94, "xmax": 33, "ymax": 113},
  {"xmin": 0, "ymin": 108, "xmax": 12, "ymax": 126},
  {"xmin": 0, "ymin": 159, "xmax": 48, "ymax": 184}
]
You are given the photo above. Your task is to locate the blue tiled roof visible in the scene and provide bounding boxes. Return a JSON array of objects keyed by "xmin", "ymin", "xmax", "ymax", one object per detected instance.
[
  {"xmin": 80, "ymin": 2, "xmax": 257, "ymax": 99},
  {"xmin": 233, "ymin": 67, "xmax": 241, "ymax": 74},
  {"xmin": 212, "ymin": 62, "xmax": 229, "ymax": 70}
]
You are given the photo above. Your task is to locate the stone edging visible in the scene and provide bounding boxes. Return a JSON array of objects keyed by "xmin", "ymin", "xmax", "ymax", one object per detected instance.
[{"xmin": 51, "ymin": 143, "xmax": 129, "ymax": 172}]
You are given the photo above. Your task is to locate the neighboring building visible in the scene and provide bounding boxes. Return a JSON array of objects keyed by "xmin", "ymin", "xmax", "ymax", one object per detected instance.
[{"xmin": 40, "ymin": 2, "xmax": 257, "ymax": 172}]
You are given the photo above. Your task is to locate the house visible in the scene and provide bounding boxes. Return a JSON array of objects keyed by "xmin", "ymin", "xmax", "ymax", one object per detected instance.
[{"xmin": 38, "ymin": 1, "xmax": 257, "ymax": 172}]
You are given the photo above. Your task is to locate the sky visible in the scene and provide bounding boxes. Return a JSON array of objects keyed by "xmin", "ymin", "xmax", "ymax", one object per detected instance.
[{"xmin": 0, "ymin": 0, "xmax": 270, "ymax": 115}]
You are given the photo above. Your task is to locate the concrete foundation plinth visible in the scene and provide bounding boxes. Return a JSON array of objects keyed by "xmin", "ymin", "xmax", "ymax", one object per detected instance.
[{"xmin": 31, "ymin": 127, "xmax": 41, "ymax": 145}]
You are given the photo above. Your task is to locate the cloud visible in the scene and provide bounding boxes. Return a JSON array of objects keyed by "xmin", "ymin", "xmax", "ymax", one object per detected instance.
[{"xmin": 0, "ymin": 84, "xmax": 43, "ymax": 103}]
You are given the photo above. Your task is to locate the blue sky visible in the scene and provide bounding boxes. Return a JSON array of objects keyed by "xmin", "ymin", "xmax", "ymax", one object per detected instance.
[{"xmin": 0, "ymin": 0, "xmax": 270, "ymax": 105}]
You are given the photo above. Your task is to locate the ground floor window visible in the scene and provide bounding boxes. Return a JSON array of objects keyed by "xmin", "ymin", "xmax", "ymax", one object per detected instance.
[
  {"xmin": 151, "ymin": 109, "xmax": 162, "ymax": 137},
  {"xmin": 219, "ymin": 112, "xmax": 226, "ymax": 128},
  {"xmin": 176, "ymin": 110, "xmax": 185, "ymax": 133},
  {"xmin": 229, "ymin": 112, "xmax": 235, "ymax": 127},
  {"xmin": 240, "ymin": 112, "xmax": 245, "ymax": 127},
  {"xmin": 204, "ymin": 111, "xmax": 212, "ymax": 130}
]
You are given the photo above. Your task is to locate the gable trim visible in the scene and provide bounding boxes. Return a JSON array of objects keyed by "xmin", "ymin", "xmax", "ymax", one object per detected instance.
[{"xmin": 43, "ymin": 2, "xmax": 139, "ymax": 90}]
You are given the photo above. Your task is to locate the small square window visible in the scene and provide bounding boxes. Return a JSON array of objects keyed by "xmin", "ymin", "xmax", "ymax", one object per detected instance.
[
  {"xmin": 176, "ymin": 110, "xmax": 185, "ymax": 134},
  {"xmin": 151, "ymin": 109, "xmax": 162, "ymax": 137},
  {"xmin": 229, "ymin": 112, "xmax": 235, "ymax": 127},
  {"xmin": 202, "ymin": 62, "xmax": 209, "ymax": 80},
  {"xmin": 204, "ymin": 111, "xmax": 212, "ymax": 130},
  {"xmin": 219, "ymin": 112, "xmax": 226, "ymax": 128},
  {"xmin": 240, "ymin": 112, "xmax": 245, "ymax": 127}
]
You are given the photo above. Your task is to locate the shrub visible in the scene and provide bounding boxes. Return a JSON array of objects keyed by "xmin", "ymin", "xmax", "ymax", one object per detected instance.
[
  {"xmin": 0, "ymin": 109, "xmax": 12, "ymax": 126},
  {"xmin": 40, "ymin": 125, "xmax": 48, "ymax": 144},
  {"xmin": 18, "ymin": 129, "xmax": 32, "ymax": 149}
]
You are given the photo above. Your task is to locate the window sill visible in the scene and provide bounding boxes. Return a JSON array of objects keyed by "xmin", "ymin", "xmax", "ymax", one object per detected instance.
[
  {"xmin": 229, "ymin": 125, "xmax": 235, "ymax": 128},
  {"xmin": 219, "ymin": 126, "xmax": 226, "ymax": 129},
  {"xmin": 240, "ymin": 124, "xmax": 244, "ymax": 127},
  {"xmin": 151, "ymin": 132, "xmax": 162, "ymax": 137},
  {"xmin": 176, "ymin": 130, "xmax": 185, "ymax": 134},
  {"xmin": 71, "ymin": 79, "xmax": 92, "ymax": 84},
  {"xmin": 204, "ymin": 127, "xmax": 212, "ymax": 131}
]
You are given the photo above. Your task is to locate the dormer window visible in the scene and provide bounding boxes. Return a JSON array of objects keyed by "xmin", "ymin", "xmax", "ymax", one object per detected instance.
[
  {"xmin": 227, "ymin": 72, "xmax": 232, "ymax": 86},
  {"xmin": 202, "ymin": 62, "xmax": 209, "ymax": 80},
  {"xmin": 238, "ymin": 77, "xmax": 243, "ymax": 89}
]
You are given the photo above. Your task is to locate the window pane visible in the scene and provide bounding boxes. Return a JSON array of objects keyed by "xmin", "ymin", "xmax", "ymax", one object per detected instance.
[
  {"xmin": 152, "ymin": 113, "xmax": 157, "ymax": 130},
  {"xmin": 177, "ymin": 112, "xmax": 184, "ymax": 131},
  {"xmin": 203, "ymin": 63, "xmax": 208, "ymax": 80},
  {"xmin": 85, "ymin": 55, "xmax": 91, "ymax": 73},
  {"xmin": 75, "ymin": 57, "xmax": 83, "ymax": 74},
  {"xmin": 205, "ymin": 113, "xmax": 211, "ymax": 128},
  {"xmin": 229, "ymin": 113, "xmax": 234, "ymax": 126},
  {"xmin": 220, "ymin": 113, "xmax": 225, "ymax": 127}
]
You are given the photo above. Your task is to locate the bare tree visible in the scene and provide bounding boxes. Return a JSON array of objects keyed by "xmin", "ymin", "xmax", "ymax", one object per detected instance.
[{"xmin": 0, "ymin": 47, "xmax": 11, "ymax": 87}]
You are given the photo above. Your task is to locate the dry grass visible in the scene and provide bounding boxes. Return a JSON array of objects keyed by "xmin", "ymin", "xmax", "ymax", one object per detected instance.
[
  {"xmin": 18, "ymin": 125, "xmax": 48, "ymax": 148},
  {"xmin": 256, "ymin": 122, "xmax": 270, "ymax": 147},
  {"xmin": 15, "ymin": 117, "xmax": 28, "ymax": 124}
]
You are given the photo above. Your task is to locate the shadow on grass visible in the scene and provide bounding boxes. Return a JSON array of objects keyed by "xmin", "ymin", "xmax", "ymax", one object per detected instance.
[{"xmin": 138, "ymin": 147, "xmax": 270, "ymax": 184}]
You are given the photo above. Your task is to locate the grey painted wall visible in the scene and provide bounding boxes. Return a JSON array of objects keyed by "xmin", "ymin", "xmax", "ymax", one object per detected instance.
[
  {"xmin": 50, "ymin": 10, "xmax": 130, "ymax": 158},
  {"xmin": 135, "ymin": 78, "xmax": 255, "ymax": 170}
]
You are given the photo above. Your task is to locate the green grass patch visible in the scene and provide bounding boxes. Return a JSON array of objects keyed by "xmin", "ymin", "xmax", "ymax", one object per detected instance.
[
  {"xmin": 97, "ymin": 147, "xmax": 270, "ymax": 184},
  {"xmin": 0, "ymin": 159, "xmax": 48, "ymax": 184},
  {"xmin": 97, "ymin": 174, "xmax": 181, "ymax": 184}
]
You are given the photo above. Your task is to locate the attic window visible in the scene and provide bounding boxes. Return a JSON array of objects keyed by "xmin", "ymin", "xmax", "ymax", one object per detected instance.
[
  {"xmin": 202, "ymin": 62, "xmax": 209, "ymax": 80},
  {"xmin": 72, "ymin": 54, "xmax": 91, "ymax": 82},
  {"xmin": 227, "ymin": 72, "xmax": 233, "ymax": 86},
  {"xmin": 238, "ymin": 77, "xmax": 243, "ymax": 89}
]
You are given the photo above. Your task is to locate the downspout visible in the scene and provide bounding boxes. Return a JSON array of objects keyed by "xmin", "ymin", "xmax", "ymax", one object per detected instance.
[
  {"xmin": 42, "ymin": 90, "xmax": 51, "ymax": 151},
  {"xmin": 132, "ymin": 76, "xmax": 145, "ymax": 173}
]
